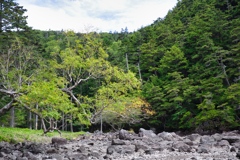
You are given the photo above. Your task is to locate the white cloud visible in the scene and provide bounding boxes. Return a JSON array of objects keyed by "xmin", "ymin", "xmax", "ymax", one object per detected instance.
[{"xmin": 16, "ymin": 0, "xmax": 177, "ymax": 32}]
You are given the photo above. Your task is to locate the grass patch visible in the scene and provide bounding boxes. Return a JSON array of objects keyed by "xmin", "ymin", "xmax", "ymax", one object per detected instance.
[{"xmin": 0, "ymin": 127, "xmax": 84, "ymax": 144}]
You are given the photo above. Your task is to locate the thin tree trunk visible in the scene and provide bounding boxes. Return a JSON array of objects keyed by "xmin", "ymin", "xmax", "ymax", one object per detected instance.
[
  {"xmin": 70, "ymin": 114, "xmax": 73, "ymax": 132},
  {"xmin": 219, "ymin": 57, "xmax": 230, "ymax": 86},
  {"xmin": 41, "ymin": 118, "xmax": 47, "ymax": 132},
  {"xmin": 65, "ymin": 120, "xmax": 68, "ymax": 131},
  {"xmin": 35, "ymin": 104, "xmax": 38, "ymax": 130},
  {"xmin": 10, "ymin": 107, "xmax": 15, "ymax": 127},
  {"xmin": 126, "ymin": 53, "xmax": 129, "ymax": 71},
  {"xmin": 138, "ymin": 62, "xmax": 142, "ymax": 82},
  {"xmin": 0, "ymin": 99, "xmax": 14, "ymax": 114},
  {"xmin": 100, "ymin": 113, "xmax": 103, "ymax": 133},
  {"xmin": 221, "ymin": 64, "xmax": 230, "ymax": 87},
  {"xmin": 62, "ymin": 113, "xmax": 65, "ymax": 131},
  {"xmin": 29, "ymin": 111, "xmax": 32, "ymax": 129}
]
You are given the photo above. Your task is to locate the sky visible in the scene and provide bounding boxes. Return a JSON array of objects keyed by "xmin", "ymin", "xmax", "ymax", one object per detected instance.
[{"xmin": 16, "ymin": 0, "xmax": 178, "ymax": 33}]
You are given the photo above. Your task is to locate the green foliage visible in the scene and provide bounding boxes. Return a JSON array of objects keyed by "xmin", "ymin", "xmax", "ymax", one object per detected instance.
[
  {"xmin": 82, "ymin": 67, "xmax": 153, "ymax": 129},
  {"xmin": 1, "ymin": 0, "xmax": 240, "ymax": 133},
  {"xmin": 138, "ymin": 0, "xmax": 240, "ymax": 131},
  {"xmin": 0, "ymin": 127, "xmax": 84, "ymax": 143},
  {"xmin": 19, "ymin": 80, "xmax": 74, "ymax": 120}
]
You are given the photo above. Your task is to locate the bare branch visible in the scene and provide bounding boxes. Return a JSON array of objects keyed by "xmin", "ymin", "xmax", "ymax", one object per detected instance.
[
  {"xmin": 0, "ymin": 99, "xmax": 14, "ymax": 114},
  {"xmin": 0, "ymin": 89, "xmax": 18, "ymax": 95},
  {"xmin": 67, "ymin": 73, "xmax": 92, "ymax": 91},
  {"xmin": 61, "ymin": 88, "xmax": 87, "ymax": 115},
  {"xmin": 90, "ymin": 105, "xmax": 108, "ymax": 124}
]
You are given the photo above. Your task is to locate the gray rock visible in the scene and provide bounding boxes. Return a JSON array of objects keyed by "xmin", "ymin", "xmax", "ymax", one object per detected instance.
[
  {"xmin": 119, "ymin": 129, "xmax": 132, "ymax": 140},
  {"xmin": 217, "ymin": 140, "xmax": 230, "ymax": 147},
  {"xmin": 236, "ymin": 151, "xmax": 240, "ymax": 159},
  {"xmin": 158, "ymin": 131, "xmax": 174, "ymax": 141},
  {"xmin": 0, "ymin": 129, "xmax": 239, "ymax": 160},
  {"xmin": 51, "ymin": 154, "xmax": 64, "ymax": 160},
  {"xmin": 172, "ymin": 141, "xmax": 191, "ymax": 152},
  {"xmin": 24, "ymin": 152, "xmax": 38, "ymax": 160},
  {"xmin": 107, "ymin": 145, "xmax": 135, "ymax": 155},
  {"xmin": 184, "ymin": 138, "xmax": 194, "ymax": 146},
  {"xmin": 106, "ymin": 145, "xmax": 115, "ymax": 155},
  {"xmin": 222, "ymin": 136, "xmax": 240, "ymax": 144},
  {"xmin": 200, "ymin": 135, "xmax": 215, "ymax": 144},
  {"xmin": 46, "ymin": 148, "xmax": 59, "ymax": 154},
  {"xmin": 212, "ymin": 133, "xmax": 222, "ymax": 141},
  {"xmin": 16, "ymin": 157, "xmax": 28, "ymax": 160},
  {"xmin": 159, "ymin": 140, "xmax": 173, "ymax": 151},
  {"xmin": 112, "ymin": 139, "xmax": 126, "ymax": 145},
  {"xmin": 67, "ymin": 153, "xmax": 88, "ymax": 160},
  {"xmin": 197, "ymin": 146, "xmax": 209, "ymax": 153},
  {"xmin": 89, "ymin": 151, "xmax": 101, "ymax": 159},
  {"xmin": 0, "ymin": 152, "xmax": 6, "ymax": 158},
  {"xmin": 232, "ymin": 140, "xmax": 240, "ymax": 149},
  {"xmin": 76, "ymin": 145, "xmax": 87, "ymax": 153},
  {"xmin": 134, "ymin": 141, "xmax": 149, "ymax": 152},
  {"xmin": 28, "ymin": 143, "xmax": 46, "ymax": 154},
  {"xmin": 145, "ymin": 149, "xmax": 155, "ymax": 154},
  {"xmin": 52, "ymin": 137, "xmax": 67, "ymax": 145},
  {"xmin": 139, "ymin": 128, "xmax": 156, "ymax": 138},
  {"xmin": 186, "ymin": 134, "xmax": 200, "ymax": 142}
]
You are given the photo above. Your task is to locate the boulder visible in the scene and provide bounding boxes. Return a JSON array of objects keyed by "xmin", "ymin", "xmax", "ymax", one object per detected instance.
[
  {"xmin": 119, "ymin": 129, "xmax": 132, "ymax": 140},
  {"xmin": 197, "ymin": 146, "xmax": 210, "ymax": 153},
  {"xmin": 222, "ymin": 136, "xmax": 240, "ymax": 144},
  {"xmin": 112, "ymin": 139, "xmax": 126, "ymax": 145},
  {"xmin": 200, "ymin": 135, "xmax": 215, "ymax": 144},
  {"xmin": 67, "ymin": 153, "xmax": 88, "ymax": 160},
  {"xmin": 186, "ymin": 134, "xmax": 201, "ymax": 142},
  {"xmin": 217, "ymin": 140, "xmax": 230, "ymax": 147},
  {"xmin": 158, "ymin": 131, "xmax": 174, "ymax": 141},
  {"xmin": 134, "ymin": 141, "xmax": 149, "ymax": 152},
  {"xmin": 52, "ymin": 137, "xmax": 67, "ymax": 145},
  {"xmin": 138, "ymin": 128, "xmax": 156, "ymax": 138},
  {"xmin": 212, "ymin": 133, "xmax": 222, "ymax": 141},
  {"xmin": 172, "ymin": 141, "xmax": 191, "ymax": 152}
]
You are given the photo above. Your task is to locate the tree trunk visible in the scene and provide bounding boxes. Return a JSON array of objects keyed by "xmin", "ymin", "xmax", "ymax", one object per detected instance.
[
  {"xmin": 41, "ymin": 118, "xmax": 47, "ymax": 133},
  {"xmin": 70, "ymin": 114, "xmax": 73, "ymax": 132},
  {"xmin": 65, "ymin": 120, "xmax": 68, "ymax": 131},
  {"xmin": 62, "ymin": 113, "xmax": 65, "ymax": 131},
  {"xmin": 100, "ymin": 113, "xmax": 103, "ymax": 133},
  {"xmin": 29, "ymin": 111, "xmax": 32, "ymax": 129},
  {"xmin": 35, "ymin": 104, "xmax": 38, "ymax": 130},
  {"xmin": 221, "ymin": 63, "xmax": 230, "ymax": 87},
  {"xmin": 138, "ymin": 62, "xmax": 142, "ymax": 82},
  {"xmin": 0, "ymin": 99, "xmax": 14, "ymax": 114},
  {"xmin": 126, "ymin": 53, "xmax": 129, "ymax": 71},
  {"xmin": 10, "ymin": 107, "xmax": 15, "ymax": 127}
]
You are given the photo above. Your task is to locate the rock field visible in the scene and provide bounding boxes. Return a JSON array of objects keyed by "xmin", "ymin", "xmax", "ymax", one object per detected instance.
[{"xmin": 0, "ymin": 128, "xmax": 240, "ymax": 160}]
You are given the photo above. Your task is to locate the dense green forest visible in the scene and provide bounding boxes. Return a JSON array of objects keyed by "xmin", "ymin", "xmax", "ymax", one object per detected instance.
[{"xmin": 0, "ymin": 0, "xmax": 239, "ymax": 134}]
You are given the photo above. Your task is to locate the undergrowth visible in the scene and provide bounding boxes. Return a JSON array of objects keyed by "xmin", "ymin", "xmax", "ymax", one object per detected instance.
[{"xmin": 0, "ymin": 127, "xmax": 84, "ymax": 144}]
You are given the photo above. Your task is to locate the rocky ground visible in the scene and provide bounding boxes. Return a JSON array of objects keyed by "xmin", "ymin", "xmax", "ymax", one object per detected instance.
[{"xmin": 0, "ymin": 128, "xmax": 240, "ymax": 160}]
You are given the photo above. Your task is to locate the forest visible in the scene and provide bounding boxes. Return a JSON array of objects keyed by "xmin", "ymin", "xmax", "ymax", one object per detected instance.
[{"xmin": 0, "ymin": 0, "xmax": 239, "ymax": 134}]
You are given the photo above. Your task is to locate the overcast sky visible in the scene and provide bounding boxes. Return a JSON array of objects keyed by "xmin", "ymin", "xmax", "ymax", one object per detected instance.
[{"xmin": 16, "ymin": 0, "xmax": 178, "ymax": 33}]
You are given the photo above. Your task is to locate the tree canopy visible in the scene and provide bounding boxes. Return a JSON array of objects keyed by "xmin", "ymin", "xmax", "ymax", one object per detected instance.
[{"xmin": 0, "ymin": 0, "xmax": 239, "ymax": 133}]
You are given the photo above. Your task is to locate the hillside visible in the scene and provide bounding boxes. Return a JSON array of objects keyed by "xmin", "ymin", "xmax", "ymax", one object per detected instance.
[{"xmin": 0, "ymin": 0, "xmax": 239, "ymax": 133}]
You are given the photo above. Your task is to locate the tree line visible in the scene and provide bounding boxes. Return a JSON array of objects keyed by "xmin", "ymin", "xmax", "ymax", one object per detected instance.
[{"xmin": 0, "ymin": 0, "xmax": 239, "ymax": 133}]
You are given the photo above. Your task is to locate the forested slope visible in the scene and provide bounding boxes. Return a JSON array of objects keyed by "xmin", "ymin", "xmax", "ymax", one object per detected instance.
[
  {"xmin": 0, "ymin": 0, "xmax": 239, "ymax": 133},
  {"xmin": 105, "ymin": 0, "xmax": 240, "ymax": 132}
]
